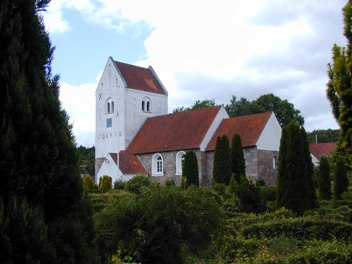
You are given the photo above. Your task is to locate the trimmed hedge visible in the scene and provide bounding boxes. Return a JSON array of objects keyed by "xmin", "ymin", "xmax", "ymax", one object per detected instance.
[{"xmin": 241, "ymin": 217, "xmax": 352, "ymax": 241}]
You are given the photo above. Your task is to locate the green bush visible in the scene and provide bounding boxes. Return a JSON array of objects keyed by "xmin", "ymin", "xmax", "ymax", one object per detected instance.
[
  {"xmin": 113, "ymin": 180, "xmax": 125, "ymax": 190},
  {"xmin": 99, "ymin": 175, "xmax": 112, "ymax": 193},
  {"xmin": 82, "ymin": 175, "xmax": 95, "ymax": 192},
  {"xmin": 241, "ymin": 217, "xmax": 352, "ymax": 241},
  {"xmin": 124, "ymin": 175, "xmax": 150, "ymax": 194}
]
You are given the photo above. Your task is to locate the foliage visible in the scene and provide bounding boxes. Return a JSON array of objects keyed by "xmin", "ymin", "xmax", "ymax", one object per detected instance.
[
  {"xmin": 0, "ymin": 0, "xmax": 99, "ymax": 262},
  {"xmin": 277, "ymin": 121, "xmax": 317, "ymax": 214},
  {"xmin": 124, "ymin": 175, "xmax": 150, "ymax": 194},
  {"xmin": 182, "ymin": 150, "xmax": 199, "ymax": 187},
  {"xmin": 327, "ymin": 1, "xmax": 352, "ymax": 168},
  {"xmin": 213, "ymin": 135, "xmax": 232, "ymax": 185},
  {"xmin": 77, "ymin": 146, "xmax": 95, "ymax": 176},
  {"xmin": 318, "ymin": 156, "xmax": 331, "ymax": 200},
  {"xmin": 99, "ymin": 175, "xmax": 112, "ymax": 193},
  {"xmin": 307, "ymin": 129, "xmax": 340, "ymax": 144},
  {"xmin": 83, "ymin": 175, "xmax": 96, "ymax": 192},
  {"xmin": 231, "ymin": 134, "xmax": 246, "ymax": 181},
  {"xmin": 173, "ymin": 99, "xmax": 217, "ymax": 113},
  {"xmin": 225, "ymin": 94, "xmax": 304, "ymax": 126},
  {"xmin": 94, "ymin": 186, "xmax": 224, "ymax": 264},
  {"xmin": 334, "ymin": 159, "xmax": 349, "ymax": 199},
  {"xmin": 236, "ymin": 176, "xmax": 262, "ymax": 213},
  {"xmin": 0, "ymin": 197, "xmax": 55, "ymax": 263}
]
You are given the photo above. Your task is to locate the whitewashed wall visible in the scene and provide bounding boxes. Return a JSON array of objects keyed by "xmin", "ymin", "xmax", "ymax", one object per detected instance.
[{"xmin": 256, "ymin": 113, "xmax": 282, "ymax": 151}]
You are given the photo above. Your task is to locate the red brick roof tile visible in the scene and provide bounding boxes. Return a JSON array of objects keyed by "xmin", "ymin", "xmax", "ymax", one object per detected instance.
[
  {"xmin": 127, "ymin": 106, "xmax": 222, "ymax": 154},
  {"xmin": 114, "ymin": 61, "xmax": 167, "ymax": 95},
  {"xmin": 109, "ymin": 152, "xmax": 147, "ymax": 175},
  {"xmin": 309, "ymin": 142, "xmax": 337, "ymax": 160},
  {"xmin": 206, "ymin": 112, "xmax": 272, "ymax": 151}
]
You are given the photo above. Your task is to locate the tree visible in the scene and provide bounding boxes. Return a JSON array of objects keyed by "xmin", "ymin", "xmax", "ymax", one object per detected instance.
[
  {"xmin": 327, "ymin": 1, "xmax": 352, "ymax": 167},
  {"xmin": 277, "ymin": 121, "xmax": 317, "ymax": 214},
  {"xmin": 334, "ymin": 159, "xmax": 349, "ymax": 199},
  {"xmin": 213, "ymin": 135, "xmax": 232, "ymax": 185},
  {"xmin": 182, "ymin": 150, "xmax": 199, "ymax": 187},
  {"xmin": 318, "ymin": 156, "xmax": 331, "ymax": 200},
  {"xmin": 173, "ymin": 99, "xmax": 217, "ymax": 113},
  {"xmin": 0, "ymin": 1, "xmax": 98, "ymax": 262},
  {"xmin": 231, "ymin": 134, "xmax": 246, "ymax": 182},
  {"xmin": 225, "ymin": 96, "xmax": 261, "ymax": 117},
  {"xmin": 307, "ymin": 129, "xmax": 340, "ymax": 144},
  {"xmin": 225, "ymin": 94, "xmax": 304, "ymax": 126}
]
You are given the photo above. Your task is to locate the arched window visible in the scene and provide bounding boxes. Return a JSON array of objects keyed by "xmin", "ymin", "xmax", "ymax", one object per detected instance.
[
  {"xmin": 142, "ymin": 97, "xmax": 151, "ymax": 112},
  {"xmin": 176, "ymin": 151, "xmax": 186, "ymax": 175},
  {"xmin": 106, "ymin": 98, "xmax": 114, "ymax": 114},
  {"xmin": 152, "ymin": 153, "xmax": 163, "ymax": 176}
]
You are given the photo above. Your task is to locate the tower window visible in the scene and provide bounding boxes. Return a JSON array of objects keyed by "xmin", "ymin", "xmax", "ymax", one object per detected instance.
[
  {"xmin": 142, "ymin": 97, "xmax": 151, "ymax": 113},
  {"xmin": 106, "ymin": 98, "xmax": 114, "ymax": 114}
]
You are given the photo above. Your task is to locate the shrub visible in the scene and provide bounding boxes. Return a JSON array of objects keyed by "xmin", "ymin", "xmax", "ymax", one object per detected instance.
[
  {"xmin": 113, "ymin": 180, "xmax": 125, "ymax": 190},
  {"xmin": 82, "ymin": 175, "xmax": 95, "ymax": 192},
  {"xmin": 124, "ymin": 175, "xmax": 150, "ymax": 194},
  {"xmin": 99, "ymin": 175, "xmax": 112, "ymax": 193}
]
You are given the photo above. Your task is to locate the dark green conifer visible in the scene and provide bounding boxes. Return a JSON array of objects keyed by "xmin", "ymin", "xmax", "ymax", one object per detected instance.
[
  {"xmin": 0, "ymin": 1, "xmax": 98, "ymax": 262},
  {"xmin": 231, "ymin": 134, "xmax": 246, "ymax": 182},
  {"xmin": 277, "ymin": 121, "xmax": 317, "ymax": 214},
  {"xmin": 182, "ymin": 150, "xmax": 199, "ymax": 187},
  {"xmin": 213, "ymin": 135, "xmax": 232, "ymax": 185},
  {"xmin": 334, "ymin": 159, "xmax": 349, "ymax": 199},
  {"xmin": 318, "ymin": 156, "xmax": 331, "ymax": 200}
]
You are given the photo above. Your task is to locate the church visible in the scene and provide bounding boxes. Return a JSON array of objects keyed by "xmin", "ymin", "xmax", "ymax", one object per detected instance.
[{"xmin": 95, "ymin": 57, "xmax": 282, "ymax": 186}]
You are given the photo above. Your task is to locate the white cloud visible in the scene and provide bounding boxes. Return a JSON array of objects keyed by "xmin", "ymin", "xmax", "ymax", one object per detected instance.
[
  {"xmin": 49, "ymin": 0, "xmax": 346, "ymax": 145},
  {"xmin": 59, "ymin": 82, "xmax": 96, "ymax": 146}
]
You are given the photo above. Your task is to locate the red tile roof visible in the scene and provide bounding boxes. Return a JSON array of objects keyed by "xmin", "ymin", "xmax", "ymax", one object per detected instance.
[
  {"xmin": 109, "ymin": 152, "xmax": 148, "ymax": 175},
  {"xmin": 114, "ymin": 61, "xmax": 167, "ymax": 95},
  {"xmin": 309, "ymin": 142, "xmax": 337, "ymax": 160},
  {"xmin": 206, "ymin": 112, "xmax": 272, "ymax": 151},
  {"xmin": 127, "ymin": 106, "xmax": 222, "ymax": 154}
]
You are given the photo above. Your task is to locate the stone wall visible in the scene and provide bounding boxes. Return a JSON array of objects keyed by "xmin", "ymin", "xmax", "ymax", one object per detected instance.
[
  {"xmin": 137, "ymin": 150, "xmax": 203, "ymax": 186},
  {"xmin": 257, "ymin": 150, "xmax": 278, "ymax": 185},
  {"xmin": 244, "ymin": 147, "xmax": 258, "ymax": 179}
]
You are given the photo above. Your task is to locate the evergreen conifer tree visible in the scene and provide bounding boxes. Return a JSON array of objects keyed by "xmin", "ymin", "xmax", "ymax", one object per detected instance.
[
  {"xmin": 213, "ymin": 135, "xmax": 232, "ymax": 185},
  {"xmin": 327, "ymin": 0, "xmax": 352, "ymax": 168},
  {"xmin": 277, "ymin": 121, "xmax": 317, "ymax": 214},
  {"xmin": 0, "ymin": 1, "xmax": 98, "ymax": 262},
  {"xmin": 231, "ymin": 134, "xmax": 246, "ymax": 182},
  {"xmin": 182, "ymin": 151, "xmax": 199, "ymax": 187},
  {"xmin": 318, "ymin": 156, "xmax": 331, "ymax": 200},
  {"xmin": 334, "ymin": 159, "xmax": 349, "ymax": 199}
]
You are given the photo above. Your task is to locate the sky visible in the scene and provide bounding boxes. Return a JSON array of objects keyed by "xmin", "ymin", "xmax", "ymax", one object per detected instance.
[{"xmin": 42, "ymin": 0, "xmax": 347, "ymax": 147}]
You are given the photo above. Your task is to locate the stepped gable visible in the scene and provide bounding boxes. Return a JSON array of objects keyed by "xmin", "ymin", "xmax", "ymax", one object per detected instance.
[
  {"xmin": 309, "ymin": 142, "xmax": 337, "ymax": 160},
  {"xmin": 109, "ymin": 152, "xmax": 147, "ymax": 174},
  {"xmin": 206, "ymin": 112, "xmax": 272, "ymax": 151},
  {"xmin": 127, "ymin": 106, "xmax": 222, "ymax": 154},
  {"xmin": 114, "ymin": 60, "xmax": 167, "ymax": 95}
]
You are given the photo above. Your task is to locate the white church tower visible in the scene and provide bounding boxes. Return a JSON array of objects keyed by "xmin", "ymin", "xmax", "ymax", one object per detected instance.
[{"xmin": 95, "ymin": 57, "xmax": 168, "ymax": 183}]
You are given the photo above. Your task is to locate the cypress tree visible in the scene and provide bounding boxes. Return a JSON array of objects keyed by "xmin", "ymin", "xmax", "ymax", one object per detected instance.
[
  {"xmin": 0, "ymin": 1, "xmax": 98, "ymax": 262},
  {"xmin": 231, "ymin": 133, "xmax": 246, "ymax": 182},
  {"xmin": 318, "ymin": 156, "xmax": 331, "ymax": 200},
  {"xmin": 277, "ymin": 121, "xmax": 317, "ymax": 214},
  {"xmin": 327, "ymin": 0, "xmax": 352, "ymax": 168},
  {"xmin": 334, "ymin": 159, "xmax": 349, "ymax": 199},
  {"xmin": 182, "ymin": 150, "xmax": 199, "ymax": 187},
  {"xmin": 213, "ymin": 135, "xmax": 232, "ymax": 185}
]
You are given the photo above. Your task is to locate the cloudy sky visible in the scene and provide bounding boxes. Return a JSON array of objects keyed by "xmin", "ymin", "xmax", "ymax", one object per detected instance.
[{"xmin": 43, "ymin": 0, "xmax": 346, "ymax": 147}]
